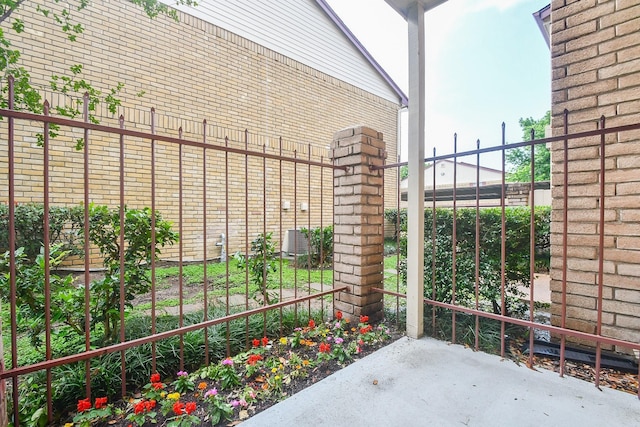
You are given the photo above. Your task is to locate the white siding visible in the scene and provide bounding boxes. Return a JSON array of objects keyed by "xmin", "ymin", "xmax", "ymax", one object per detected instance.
[{"xmin": 161, "ymin": 0, "xmax": 401, "ymax": 104}]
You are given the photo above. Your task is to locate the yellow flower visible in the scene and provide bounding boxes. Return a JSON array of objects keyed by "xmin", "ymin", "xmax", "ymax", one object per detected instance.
[
  {"xmin": 271, "ymin": 367, "xmax": 277, "ymax": 373},
  {"xmin": 275, "ymin": 375, "xmax": 281, "ymax": 380},
  {"xmin": 279, "ymin": 337, "xmax": 287, "ymax": 345},
  {"xmin": 160, "ymin": 391, "xmax": 167, "ymax": 398},
  {"xmin": 302, "ymin": 360, "xmax": 310, "ymax": 366},
  {"xmin": 296, "ymin": 365, "xmax": 301, "ymax": 369},
  {"xmin": 167, "ymin": 392, "xmax": 181, "ymax": 400},
  {"xmin": 64, "ymin": 423, "xmax": 74, "ymax": 427}
]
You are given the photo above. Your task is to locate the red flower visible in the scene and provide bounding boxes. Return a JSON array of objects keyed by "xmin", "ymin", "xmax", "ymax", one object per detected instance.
[
  {"xmin": 359, "ymin": 315, "xmax": 369, "ymax": 323},
  {"xmin": 248, "ymin": 354, "xmax": 263, "ymax": 365},
  {"xmin": 77, "ymin": 398, "xmax": 92, "ymax": 413},
  {"xmin": 185, "ymin": 401, "xmax": 197, "ymax": 415},
  {"xmin": 252, "ymin": 338, "xmax": 260, "ymax": 348},
  {"xmin": 152, "ymin": 382, "xmax": 164, "ymax": 390},
  {"xmin": 150, "ymin": 373, "xmax": 161, "ymax": 383},
  {"xmin": 308, "ymin": 319, "xmax": 316, "ymax": 329},
  {"xmin": 94, "ymin": 397, "xmax": 108, "ymax": 409},
  {"xmin": 261, "ymin": 336, "xmax": 269, "ymax": 347},
  {"xmin": 134, "ymin": 401, "xmax": 146, "ymax": 415},
  {"xmin": 360, "ymin": 325, "xmax": 372, "ymax": 334},
  {"xmin": 319, "ymin": 342, "xmax": 331, "ymax": 353},
  {"xmin": 173, "ymin": 401, "xmax": 185, "ymax": 416},
  {"xmin": 146, "ymin": 400, "xmax": 156, "ymax": 411},
  {"xmin": 336, "ymin": 311, "xmax": 343, "ymax": 320}
]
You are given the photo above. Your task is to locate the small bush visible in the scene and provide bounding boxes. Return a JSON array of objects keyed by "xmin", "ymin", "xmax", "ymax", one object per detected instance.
[
  {"xmin": 393, "ymin": 206, "xmax": 550, "ymax": 316},
  {"xmin": 0, "ymin": 203, "xmax": 82, "ymax": 261},
  {"xmin": 299, "ymin": 226, "xmax": 333, "ymax": 268}
]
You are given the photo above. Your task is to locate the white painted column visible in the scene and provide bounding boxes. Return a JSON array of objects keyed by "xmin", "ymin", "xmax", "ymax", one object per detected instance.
[{"xmin": 406, "ymin": 2, "xmax": 425, "ymax": 339}]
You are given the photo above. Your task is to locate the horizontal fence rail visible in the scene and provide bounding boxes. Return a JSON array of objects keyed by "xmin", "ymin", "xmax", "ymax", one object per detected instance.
[
  {"xmin": 0, "ymin": 77, "xmax": 343, "ymax": 425},
  {"xmin": 381, "ymin": 109, "xmax": 640, "ymax": 399}
]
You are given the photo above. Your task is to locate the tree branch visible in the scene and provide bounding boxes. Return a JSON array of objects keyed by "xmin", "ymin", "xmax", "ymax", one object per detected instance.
[{"xmin": 0, "ymin": 0, "xmax": 25, "ymax": 25}]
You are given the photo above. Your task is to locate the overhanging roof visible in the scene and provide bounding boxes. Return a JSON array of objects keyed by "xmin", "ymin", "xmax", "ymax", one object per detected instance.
[
  {"xmin": 384, "ymin": 0, "xmax": 449, "ymax": 20},
  {"xmin": 316, "ymin": 0, "xmax": 408, "ymax": 106},
  {"xmin": 533, "ymin": 4, "xmax": 551, "ymax": 48}
]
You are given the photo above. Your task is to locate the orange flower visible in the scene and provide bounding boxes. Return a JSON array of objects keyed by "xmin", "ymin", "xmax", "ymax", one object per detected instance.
[{"xmin": 197, "ymin": 382, "xmax": 207, "ymax": 390}]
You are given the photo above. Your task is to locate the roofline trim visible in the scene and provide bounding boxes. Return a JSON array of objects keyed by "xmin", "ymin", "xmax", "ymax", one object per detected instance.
[
  {"xmin": 315, "ymin": 0, "xmax": 409, "ymax": 106},
  {"xmin": 533, "ymin": 4, "xmax": 551, "ymax": 48}
]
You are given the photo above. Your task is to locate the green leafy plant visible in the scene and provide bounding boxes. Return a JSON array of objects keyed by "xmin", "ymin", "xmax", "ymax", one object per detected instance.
[
  {"xmin": 0, "ymin": 244, "xmax": 83, "ymax": 347},
  {"xmin": 75, "ymin": 204, "xmax": 179, "ymax": 344},
  {"xmin": 234, "ymin": 232, "xmax": 278, "ymax": 305},
  {"xmin": 171, "ymin": 371, "xmax": 195, "ymax": 394},
  {"xmin": 204, "ymin": 388, "xmax": 233, "ymax": 425},
  {"xmin": 0, "ymin": 203, "xmax": 82, "ymax": 262},
  {"xmin": 201, "ymin": 357, "xmax": 241, "ymax": 390},
  {"xmin": 299, "ymin": 225, "xmax": 333, "ymax": 268},
  {"xmin": 394, "ymin": 206, "xmax": 550, "ymax": 316}
]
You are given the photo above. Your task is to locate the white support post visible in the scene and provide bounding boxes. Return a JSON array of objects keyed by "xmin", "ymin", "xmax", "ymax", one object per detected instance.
[{"xmin": 406, "ymin": 2, "xmax": 425, "ymax": 339}]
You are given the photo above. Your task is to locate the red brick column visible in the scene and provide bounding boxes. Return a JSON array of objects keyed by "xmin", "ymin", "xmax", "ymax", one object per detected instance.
[{"xmin": 330, "ymin": 126, "xmax": 385, "ymax": 323}]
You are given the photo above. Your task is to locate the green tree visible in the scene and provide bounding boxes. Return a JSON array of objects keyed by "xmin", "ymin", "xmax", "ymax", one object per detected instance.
[
  {"xmin": 0, "ymin": 0, "xmax": 196, "ymax": 128},
  {"xmin": 506, "ymin": 111, "xmax": 551, "ymax": 182},
  {"xmin": 400, "ymin": 165, "xmax": 408, "ymax": 180}
]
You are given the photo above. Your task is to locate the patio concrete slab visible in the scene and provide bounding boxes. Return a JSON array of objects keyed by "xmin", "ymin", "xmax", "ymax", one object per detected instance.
[{"xmin": 241, "ymin": 336, "xmax": 640, "ymax": 427}]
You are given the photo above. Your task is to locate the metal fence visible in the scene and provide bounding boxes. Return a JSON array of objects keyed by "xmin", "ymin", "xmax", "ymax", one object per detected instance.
[
  {"xmin": 379, "ymin": 110, "xmax": 640, "ymax": 398},
  {"xmin": 0, "ymin": 77, "xmax": 342, "ymax": 425}
]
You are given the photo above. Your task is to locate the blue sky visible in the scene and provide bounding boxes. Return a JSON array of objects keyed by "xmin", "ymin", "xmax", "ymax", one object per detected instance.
[{"xmin": 325, "ymin": 0, "xmax": 551, "ymax": 163}]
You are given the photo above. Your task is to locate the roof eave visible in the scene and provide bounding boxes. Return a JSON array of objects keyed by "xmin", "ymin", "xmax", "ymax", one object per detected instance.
[
  {"xmin": 315, "ymin": 0, "xmax": 408, "ymax": 106},
  {"xmin": 533, "ymin": 4, "xmax": 551, "ymax": 48},
  {"xmin": 384, "ymin": 0, "xmax": 448, "ymax": 19}
]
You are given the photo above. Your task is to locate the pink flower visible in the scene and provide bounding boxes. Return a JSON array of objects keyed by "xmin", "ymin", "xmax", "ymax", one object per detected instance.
[
  {"xmin": 334, "ymin": 337, "xmax": 344, "ymax": 344},
  {"xmin": 222, "ymin": 357, "xmax": 233, "ymax": 366},
  {"xmin": 205, "ymin": 388, "xmax": 218, "ymax": 398},
  {"xmin": 177, "ymin": 370, "xmax": 188, "ymax": 377}
]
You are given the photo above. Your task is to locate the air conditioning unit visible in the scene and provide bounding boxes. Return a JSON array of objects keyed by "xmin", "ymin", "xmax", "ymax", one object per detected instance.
[{"xmin": 286, "ymin": 229, "xmax": 309, "ymax": 255}]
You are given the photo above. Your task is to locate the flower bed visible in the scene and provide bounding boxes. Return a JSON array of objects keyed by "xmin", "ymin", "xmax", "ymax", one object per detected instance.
[{"xmin": 64, "ymin": 313, "xmax": 398, "ymax": 427}]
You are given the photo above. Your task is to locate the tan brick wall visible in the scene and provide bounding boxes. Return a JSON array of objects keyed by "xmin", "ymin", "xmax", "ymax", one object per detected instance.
[
  {"xmin": 0, "ymin": 0, "xmax": 400, "ymax": 260},
  {"xmin": 550, "ymin": 0, "xmax": 640, "ymax": 351},
  {"xmin": 330, "ymin": 126, "xmax": 385, "ymax": 322}
]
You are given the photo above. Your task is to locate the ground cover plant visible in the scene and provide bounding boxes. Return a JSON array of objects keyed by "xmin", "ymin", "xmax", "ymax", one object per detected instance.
[{"xmin": 56, "ymin": 313, "xmax": 395, "ymax": 427}]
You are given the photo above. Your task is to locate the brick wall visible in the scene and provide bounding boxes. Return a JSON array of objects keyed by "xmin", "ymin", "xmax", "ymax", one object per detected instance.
[
  {"xmin": 330, "ymin": 126, "xmax": 385, "ymax": 322},
  {"xmin": 0, "ymin": 0, "xmax": 401, "ymax": 260},
  {"xmin": 550, "ymin": 0, "xmax": 640, "ymax": 350}
]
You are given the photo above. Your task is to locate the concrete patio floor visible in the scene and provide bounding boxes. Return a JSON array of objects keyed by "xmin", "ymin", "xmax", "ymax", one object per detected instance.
[{"xmin": 241, "ymin": 336, "xmax": 640, "ymax": 427}]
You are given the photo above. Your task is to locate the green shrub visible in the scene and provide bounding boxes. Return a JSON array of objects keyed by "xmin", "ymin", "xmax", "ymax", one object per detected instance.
[
  {"xmin": 393, "ymin": 206, "xmax": 550, "ymax": 316},
  {"xmin": 0, "ymin": 203, "xmax": 179, "ymax": 346},
  {"xmin": 0, "ymin": 203, "xmax": 82, "ymax": 261},
  {"xmin": 299, "ymin": 225, "xmax": 333, "ymax": 268},
  {"xmin": 234, "ymin": 232, "xmax": 278, "ymax": 305},
  {"xmin": 75, "ymin": 204, "xmax": 179, "ymax": 344}
]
